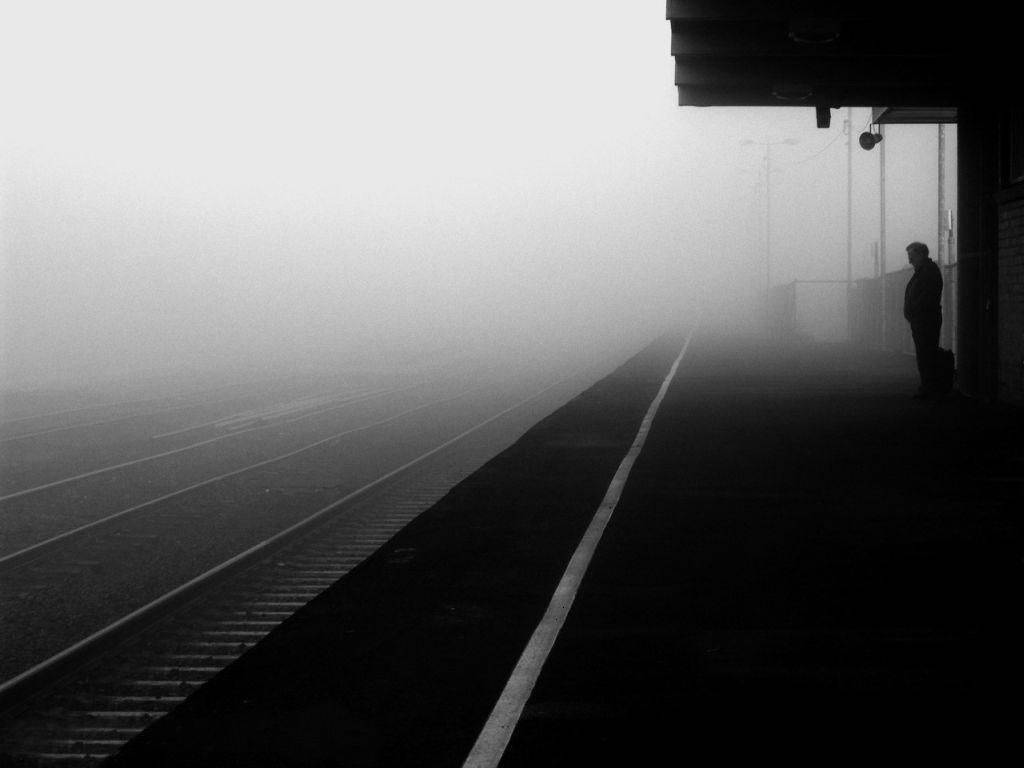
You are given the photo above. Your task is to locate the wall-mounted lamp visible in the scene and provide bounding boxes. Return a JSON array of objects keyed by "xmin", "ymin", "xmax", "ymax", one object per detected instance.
[{"xmin": 859, "ymin": 129, "xmax": 883, "ymax": 150}]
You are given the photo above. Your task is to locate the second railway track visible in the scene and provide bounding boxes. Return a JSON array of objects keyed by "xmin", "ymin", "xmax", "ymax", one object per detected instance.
[
  {"xmin": 0, "ymin": 374, "xmax": 494, "ymax": 559},
  {"xmin": 0, "ymin": 383, "xmax": 449, "ymax": 567},
  {"xmin": 0, "ymin": 377, "xmax": 552, "ymax": 679},
  {"xmin": 0, "ymin": 369, "xmax": 593, "ymax": 766}
]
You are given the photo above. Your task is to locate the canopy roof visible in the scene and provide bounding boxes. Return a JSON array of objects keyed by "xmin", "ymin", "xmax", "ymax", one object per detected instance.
[{"xmin": 668, "ymin": 1, "xmax": 1014, "ymax": 123}]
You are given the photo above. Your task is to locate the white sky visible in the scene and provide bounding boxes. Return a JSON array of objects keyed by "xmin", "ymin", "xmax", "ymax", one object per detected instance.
[{"xmin": 0, "ymin": 1, "xmax": 952, "ymax": 386}]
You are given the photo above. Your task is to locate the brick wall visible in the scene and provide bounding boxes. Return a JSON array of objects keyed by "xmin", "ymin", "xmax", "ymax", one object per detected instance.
[{"xmin": 997, "ymin": 197, "xmax": 1024, "ymax": 404}]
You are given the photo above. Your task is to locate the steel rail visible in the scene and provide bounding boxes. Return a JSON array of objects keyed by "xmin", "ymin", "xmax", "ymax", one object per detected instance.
[
  {"xmin": 0, "ymin": 377, "xmax": 278, "ymax": 428},
  {"xmin": 0, "ymin": 382, "xmax": 422, "ymax": 503},
  {"xmin": 0, "ymin": 383, "xmax": 470, "ymax": 571},
  {"xmin": 0, "ymin": 396, "xmax": 177, "ymax": 428},
  {"xmin": 0, "ymin": 388, "xmax": 290, "ymax": 444},
  {"xmin": 146, "ymin": 388, "xmax": 368, "ymax": 439},
  {"xmin": 0, "ymin": 373, "xmax": 574, "ymax": 716}
]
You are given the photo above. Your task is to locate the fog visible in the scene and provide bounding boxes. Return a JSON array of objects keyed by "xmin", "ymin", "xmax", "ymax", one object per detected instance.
[{"xmin": 0, "ymin": 1, "xmax": 952, "ymax": 389}]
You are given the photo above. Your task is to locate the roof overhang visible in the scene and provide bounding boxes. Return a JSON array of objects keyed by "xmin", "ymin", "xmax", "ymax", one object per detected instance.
[
  {"xmin": 668, "ymin": 1, "xmax": 1016, "ymax": 123},
  {"xmin": 872, "ymin": 107, "xmax": 958, "ymax": 125}
]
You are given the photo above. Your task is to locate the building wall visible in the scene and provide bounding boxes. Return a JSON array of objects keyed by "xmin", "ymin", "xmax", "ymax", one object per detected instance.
[
  {"xmin": 956, "ymin": 107, "xmax": 1001, "ymax": 402},
  {"xmin": 997, "ymin": 197, "xmax": 1024, "ymax": 403}
]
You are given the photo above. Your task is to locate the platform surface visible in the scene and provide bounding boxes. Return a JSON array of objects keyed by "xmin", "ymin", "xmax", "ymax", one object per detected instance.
[{"xmin": 109, "ymin": 333, "xmax": 1023, "ymax": 767}]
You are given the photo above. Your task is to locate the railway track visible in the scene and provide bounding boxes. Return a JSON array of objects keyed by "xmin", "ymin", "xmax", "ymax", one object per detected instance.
[
  {"xmin": 0, "ymin": 383, "xmax": 416, "ymax": 503},
  {"xmin": 0, "ymin": 389, "xmax": 263, "ymax": 444},
  {"xmin": 0, "ymin": 372, "xmax": 585, "ymax": 766},
  {"xmin": 0, "ymin": 375, "xmax": 302, "ymax": 438},
  {"xmin": 0, "ymin": 379, "xmax": 419, "ymax": 497},
  {"xmin": 0, "ymin": 379, "xmax": 478, "ymax": 559},
  {"xmin": 0, "ymin": 384, "xmax": 468, "ymax": 573},
  {"xmin": 0, "ymin": 380, "xmax": 513, "ymax": 681}
]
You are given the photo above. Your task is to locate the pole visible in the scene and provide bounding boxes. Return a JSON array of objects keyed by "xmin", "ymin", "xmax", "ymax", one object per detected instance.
[
  {"xmin": 937, "ymin": 123, "xmax": 946, "ymax": 266},
  {"xmin": 846, "ymin": 107, "xmax": 853, "ymax": 340},
  {"xmin": 765, "ymin": 143, "xmax": 772, "ymax": 292},
  {"xmin": 879, "ymin": 124, "xmax": 887, "ymax": 349}
]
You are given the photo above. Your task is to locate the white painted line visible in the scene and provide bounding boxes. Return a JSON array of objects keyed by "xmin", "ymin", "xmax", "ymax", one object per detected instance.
[{"xmin": 462, "ymin": 330, "xmax": 695, "ymax": 768}]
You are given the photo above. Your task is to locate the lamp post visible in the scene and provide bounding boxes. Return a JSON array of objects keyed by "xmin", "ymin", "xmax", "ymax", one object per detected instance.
[
  {"xmin": 741, "ymin": 137, "xmax": 799, "ymax": 293},
  {"xmin": 846, "ymin": 108, "xmax": 853, "ymax": 341}
]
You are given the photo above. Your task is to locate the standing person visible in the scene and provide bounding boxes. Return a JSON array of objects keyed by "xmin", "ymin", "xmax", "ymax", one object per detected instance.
[{"xmin": 902, "ymin": 241, "xmax": 943, "ymax": 398}]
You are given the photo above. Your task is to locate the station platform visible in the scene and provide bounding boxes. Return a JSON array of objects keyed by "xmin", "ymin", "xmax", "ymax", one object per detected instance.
[{"xmin": 109, "ymin": 333, "xmax": 1023, "ymax": 767}]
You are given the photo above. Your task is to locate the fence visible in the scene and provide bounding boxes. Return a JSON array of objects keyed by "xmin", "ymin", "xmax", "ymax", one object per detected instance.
[
  {"xmin": 770, "ymin": 263, "xmax": 958, "ymax": 354},
  {"xmin": 848, "ymin": 264, "xmax": 958, "ymax": 353},
  {"xmin": 767, "ymin": 280, "xmax": 850, "ymax": 342}
]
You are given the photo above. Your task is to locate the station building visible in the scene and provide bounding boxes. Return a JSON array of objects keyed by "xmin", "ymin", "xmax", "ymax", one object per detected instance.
[{"xmin": 668, "ymin": 0, "xmax": 1024, "ymax": 405}]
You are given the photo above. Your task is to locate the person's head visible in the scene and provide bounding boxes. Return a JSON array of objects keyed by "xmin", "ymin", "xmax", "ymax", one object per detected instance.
[{"xmin": 906, "ymin": 241, "xmax": 929, "ymax": 269}]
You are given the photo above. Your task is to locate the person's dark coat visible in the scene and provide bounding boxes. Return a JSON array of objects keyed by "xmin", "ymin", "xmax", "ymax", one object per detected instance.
[
  {"xmin": 904, "ymin": 258, "xmax": 943, "ymax": 392},
  {"xmin": 903, "ymin": 259, "xmax": 942, "ymax": 323}
]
